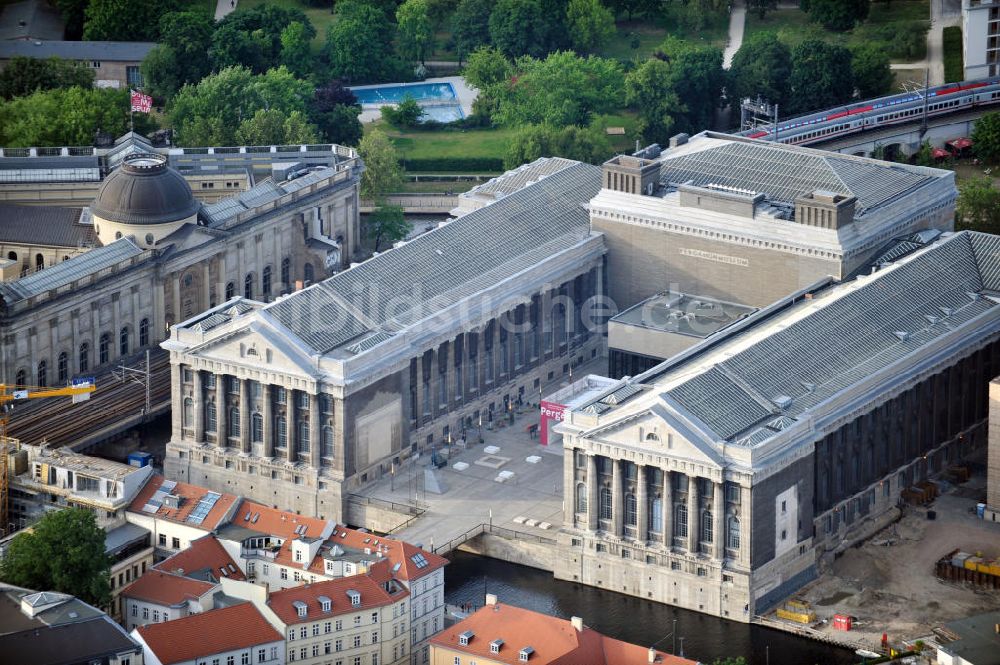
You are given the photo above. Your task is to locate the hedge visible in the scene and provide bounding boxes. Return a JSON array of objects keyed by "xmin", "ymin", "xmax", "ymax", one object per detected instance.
[
  {"xmin": 399, "ymin": 156, "xmax": 504, "ymax": 172},
  {"xmin": 943, "ymin": 27, "xmax": 964, "ymax": 85}
]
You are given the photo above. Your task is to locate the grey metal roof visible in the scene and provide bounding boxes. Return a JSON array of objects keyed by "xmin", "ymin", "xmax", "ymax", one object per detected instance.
[
  {"xmin": 660, "ymin": 232, "xmax": 998, "ymax": 444},
  {"xmin": 91, "ymin": 155, "xmax": 201, "ymax": 225},
  {"xmin": 0, "ymin": 204, "xmax": 94, "ymax": 248},
  {"xmin": 0, "ymin": 237, "xmax": 142, "ymax": 302},
  {"xmin": 939, "ymin": 611, "xmax": 1000, "ymax": 665},
  {"xmin": 201, "ymin": 169, "xmax": 338, "ymax": 227},
  {"xmin": 0, "ymin": 1, "xmax": 64, "ymax": 41},
  {"xmin": 465, "ymin": 157, "xmax": 578, "ymax": 199},
  {"xmin": 661, "ymin": 141, "xmax": 935, "ymax": 216},
  {"xmin": 266, "ymin": 161, "xmax": 602, "ymax": 354},
  {"xmin": 0, "ymin": 40, "xmax": 156, "ymax": 62}
]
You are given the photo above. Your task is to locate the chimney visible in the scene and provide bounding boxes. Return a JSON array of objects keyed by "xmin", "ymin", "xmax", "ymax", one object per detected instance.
[
  {"xmin": 648, "ymin": 647, "xmax": 657, "ymax": 663},
  {"xmin": 571, "ymin": 617, "xmax": 584, "ymax": 632},
  {"xmin": 485, "ymin": 593, "xmax": 497, "ymax": 606}
]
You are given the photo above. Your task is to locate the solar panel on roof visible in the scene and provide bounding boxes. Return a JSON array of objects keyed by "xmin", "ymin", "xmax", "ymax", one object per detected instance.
[{"xmin": 186, "ymin": 491, "xmax": 222, "ymax": 525}]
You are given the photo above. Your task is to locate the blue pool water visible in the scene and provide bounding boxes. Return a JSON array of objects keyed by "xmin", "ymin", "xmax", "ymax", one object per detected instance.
[{"xmin": 350, "ymin": 81, "xmax": 464, "ymax": 123}]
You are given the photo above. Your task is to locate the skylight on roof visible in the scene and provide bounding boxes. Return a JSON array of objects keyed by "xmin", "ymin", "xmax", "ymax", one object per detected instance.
[
  {"xmin": 410, "ymin": 553, "xmax": 429, "ymax": 568},
  {"xmin": 186, "ymin": 491, "xmax": 222, "ymax": 525}
]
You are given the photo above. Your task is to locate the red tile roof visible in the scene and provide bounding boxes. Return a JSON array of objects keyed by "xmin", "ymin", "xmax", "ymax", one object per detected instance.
[
  {"xmin": 156, "ymin": 534, "xmax": 246, "ymax": 582},
  {"xmin": 128, "ymin": 475, "xmax": 237, "ymax": 531},
  {"xmin": 430, "ymin": 602, "xmax": 697, "ymax": 665},
  {"xmin": 121, "ymin": 570, "xmax": 215, "ymax": 607},
  {"xmin": 236, "ymin": 501, "xmax": 329, "ymax": 541},
  {"xmin": 326, "ymin": 525, "xmax": 447, "ymax": 581},
  {"xmin": 266, "ymin": 570, "xmax": 408, "ymax": 625},
  {"xmin": 136, "ymin": 603, "xmax": 282, "ymax": 665}
]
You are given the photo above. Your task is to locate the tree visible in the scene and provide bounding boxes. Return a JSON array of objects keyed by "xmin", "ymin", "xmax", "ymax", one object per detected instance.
[
  {"xmin": 397, "ymin": 0, "xmax": 435, "ymax": 64},
  {"xmin": 452, "ymin": 0, "xmax": 493, "ymax": 62},
  {"xmin": 83, "ymin": 0, "xmax": 181, "ymax": 41},
  {"xmin": 851, "ymin": 44, "xmax": 892, "ymax": 99},
  {"xmin": 141, "ymin": 46, "xmax": 184, "ymax": 101},
  {"xmin": 0, "ymin": 57, "xmax": 94, "ymax": 101},
  {"xmin": 801, "ymin": 0, "xmax": 870, "ymax": 31},
  {"xmin": 381, "ymin": 96, "xmax": 427, "ymax": 127},
  {"xmin": 493, "ymin": 51, "xmax": 625, "ymax": 127},
  {"xmin": 789, "ymin": 39, "xmax": 854, "ymax": 115},
  {"xmin": 726, "ymin": 33, "xmax": 792, "ymax": 109},
  {"xmin": 972, "ymin": 112, "xmax": 1000, "ymax": 165},
  {"xmin": 281, "ymin": 22, "xmax": 314, "ymax": 78},
  {"xmin": 711, "ymin": 659, "xmax": 749, "ymax": 665},
  {"xmin": 325, "ymin": 0, "xmax": 405, "ymax": 83},
  {"xmin": 489, "ymin": 0, "xmax": 549, "ymax": 57},
  {"xmin": 0, "ymin": 508, "xmax": 111, "ymax": 608},
  {"xmin": 463, "ymin": 46, "xmax": 514, "ymax": 91},
  {"xmin": 158, "ymin": 10, "xmax": 214, "ymax": 87},
  {"xmin": 309, "ymin": 80, "xmax": 364, "ymax": 146},
  {"xmin": 367, "ymin": 204, "xmax": 411, "ymax": 252},
  {"xmin": 643, "ymin": 38, "xmax": 725, "ymax": 134},
  {"xmin": 503, "ymin": 123, "xmax": 611, "ymax": 168},
  {"xmin": 608, "ymin": 0, "xmax": 660, "ymax": 20},
  {"xmin": 211, "ymin": 5, "xmax": 315, "ymax": 74},
  {"xmin": 747, "ymin": 0, "xmax": 777, "ymax": 19},
  {"xmin": 358, "ymin": 129, "xmax": 404, "ymax": 200},
  {"xmin": 235, "ymin": 109, "xmax": 318, "ymax": 145},
  {"xmin": 566, "ymin": 0, "xmax": 616, "ymax": 53},
  {"xmin": 0, "ymin": 86, "xmax": 152, "ymax": 147},
  {"xmin": 956, "ymin": 178, "xmax": 1000, "ymax": 235},
  {"xmin": 168, "ymin": 66, "xmax": 313, "ymax": 146},
  {"xmin": 54, "ymin": 0, "xmax": 89, "ymax": 39},
  {"xmin": 625, "ymin": 58, "xmax": 680, "ymax": 144}
]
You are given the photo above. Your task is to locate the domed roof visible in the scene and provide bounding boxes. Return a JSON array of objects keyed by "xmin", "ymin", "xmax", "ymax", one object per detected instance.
[{"xmin": 91, "ymin": 153, "xmax": 200, "ymax": 225}]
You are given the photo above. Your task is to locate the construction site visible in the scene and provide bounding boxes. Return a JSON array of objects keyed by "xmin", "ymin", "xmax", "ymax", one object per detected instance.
[{"xmin": 760, "ymin": 452, "xmax": 1000, "ymax": 656}]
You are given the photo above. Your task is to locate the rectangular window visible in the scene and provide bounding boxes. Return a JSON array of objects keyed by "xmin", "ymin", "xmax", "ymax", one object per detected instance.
[{"xmin": 172, "ymin": 537, "xmax": 180, "ymax": 549}]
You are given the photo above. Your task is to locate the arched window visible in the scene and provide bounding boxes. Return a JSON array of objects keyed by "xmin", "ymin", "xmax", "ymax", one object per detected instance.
[
  {"xmin": 35, "ymin": 253, "xmax": 44, "ymax": 270},
  {"xmin": 206, "ymin": 401, "xmax": 217, "ymax": 432},
  {"xmin": 262, "ymin": 265, "xmax": 272, "ymax": 296},
  {"xmin": 576, "ymin": 482, "xmax": 587, "ymax": 514},
  {"xmin": 7, "ymin": 251, "xmax": 16, "ymax": 261},
  {"xmin": 37, "ymin": 360, "xmax": 47, "ymax": 387},
  {"xmin": 645, "ymin": 432, "xmax": 659, "ymax": 441},
  {"xmin": 624, "ymin": 493, "xmax": 637, "ymax": 526},
  {"xmin": 99, "ymin": 333, "xmax": 110, "ymax": 365},
  {"xmin": 244, "ymin": 273, "xmax": 254, "ymax": 299},
  {"xmin": 281, "ymin": 258, "xmax": 291, "ymax": 286},
  {"xmin": 276, "ymin": 415, "xmax": 287, "ymax": 448},
  {"xmin": 252, "ymin": 412, "xmax": 263, "ymax": 442},
  {"xmin": 599, "ymin": 486, "xmax": 612, "ymax": 520},
  {"xmin": 675, "ymin": 505, "xmax": 688, "ymax": 538},
  {"xmin": 15, "ymin": 368, "xmax": 26, "ymax": 387},
  {"xmin": 727, "ymin": 517, "xmax": 741, "ymax": 550},
  {"xmin": 79, "ymin": 343, "xmax": 89, "ymax": 372},
  {"xmin": 650, "ymin": 496, "xmax": 663, "ymax": 533},
  {"xmin": 229, "ymin": 407, "xmax": 240, "ymax": 437},
  {"xmin": 139, "ymin": 318, "xmax": 149, "ymax": 347},
  {"xmin": 702, "ymin": 510, "xmax": 713, "ymax": 543},
  {"xmin": 225, "ymin": 282, "xmax": 235, "ymax": 300},
  {"xmin": 303, "ymin": 263, "xmax": 314, "ymax": 284},
  {"xmin": 298, "ymin": 420, "xmax": 310, "ymax": 452},
  {"xmin": 322, "ymin": 425, "xmax": 334, "ymax": 458},
  {"xmin": 57, "ymin": 352, "xmax": 68, "ymax": 383},
  {"xmin": 183, "ymin": 398, "xmax": 194, "ymax": 429},
  {"xmin": 119, "ymin": 326, "xmax": 129, "ymax": 357}
]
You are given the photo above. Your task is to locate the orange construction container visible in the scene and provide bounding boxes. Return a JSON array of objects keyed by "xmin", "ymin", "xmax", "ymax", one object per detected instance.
[{"xmin": 833, "ymin": 614, "xmax": 853, "ymax": 631}]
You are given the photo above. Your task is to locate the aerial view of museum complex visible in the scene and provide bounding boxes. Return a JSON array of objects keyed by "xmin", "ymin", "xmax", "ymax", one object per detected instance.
[{"xmin": 2, "ymin": 0, "xmax": 1000, "ymax": 664}]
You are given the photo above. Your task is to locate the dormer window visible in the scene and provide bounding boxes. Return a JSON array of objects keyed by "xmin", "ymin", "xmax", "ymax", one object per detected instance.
[
  {"xmin": 293, "ymin": 601, "xmax": 307, "ymax": 618},
  {"xmin": 458, "ymin": 631, "xmax": 474, "ymax": 646},
  {"xmin": 347, "ymin": 590, "xmax": 361, "ymax": 606},
  {"xmin": 519, "ymin": 647, "xmax": 534, "ymax": 662},
  {"xmin": 318, "ymin": 596, "xmax": 331, "ymax": 612},
  {"xmin": 490, "ymin": 639, "xmax": 504, "ymax": 654}
]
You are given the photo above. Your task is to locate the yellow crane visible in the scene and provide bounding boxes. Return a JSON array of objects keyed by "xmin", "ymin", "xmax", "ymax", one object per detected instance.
[{"xmin": 0, "ymin": 379, "xmax": 96, "ymax": 536}]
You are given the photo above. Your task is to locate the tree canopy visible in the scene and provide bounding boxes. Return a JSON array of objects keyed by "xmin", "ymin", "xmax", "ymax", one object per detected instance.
[
  {"xmin": 358, "ymin": 129, "xmax": 404, "ymax": 200},
  {"xmin": 489, "ymin": 0, "xmax": 550, "ymax": 57},
  {"xmin": 625, "ymin": 57, "xmax": 680, "ymax": 145},
  {"xmin": 956, "ymin": 177, "xmax": 1000, "ymax": 235},
  {"xmin": 83, "ymin": 0, "xmax": 181, "ymax": 41},
  {"xmin": 801, "ymin": 0, "xmax": 870, "ymax": 31},
  {"xmin": 492, "ymin": 51, "xmax": 624, "ymax": 127},
  {"xmin": 210, "ymin": 5, "xmax": 315, "ymax": 74},
  {"xmin": 0, "ymin": 86, "xmax": 149, "ymax": 147},
  {"xmin": 0, "ymin": 508, "xmax": 111, "ymax": 609},
  {"xmin": 397, "ymin": 0, "xmax": 435, "ymax": 64},
  {"xmin": 851, "ymin": 44, "xmax": 892, "ymax": 100},
  {"xmin": 452, "ymin": 0, "xmax": 493, "ymax": 62},
  {"xmin": 168, "ymin": 66, "xmax": 313, "ymax": 146},
  {"xmin": 367, "ymin": 203, "xmax": 411, "ymax": 252},
  {"xmin": 727, "ymin": 33, "xmax": 792, "ymax": 109},
  {"xmin": 325, "ymin": 0, "xmax": 407, "ymax": 83},
  {"xmin": 788, "ymin": 39, "xmax": 854, "ymax": 115},
  {"xmin": 308, "ymin": 80, "xmax": 364, "ymax": 146},
  {"xmin": 0, "ymin": 57, "xmax": 94, "ymax": 101},
  {"xmin": 566, "ymin": 0, "xmax": 616, "ymax": 53},
  {"xmin": 142, "ymin": 10, "xmax": 215, "ymax": 101},
  {"xmin": 503, "ymin": 123, "xmax": 611, "ymax": 168},
  {"xmin": 280, "ymin": 21, "xmax": 315, "ymax": 78},
  {"xmin": 972, "ymin": 112, "xmax": 1000, "ymax": 164}
]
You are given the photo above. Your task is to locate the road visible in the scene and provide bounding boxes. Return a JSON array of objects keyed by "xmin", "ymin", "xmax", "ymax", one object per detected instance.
[
  {"xmin": 215, "ymin": 0, "xmax": 237, "ymax": 21},
  {"xmin": 723, "ymin": 0, "xmax": 747, "ymax": 69}
]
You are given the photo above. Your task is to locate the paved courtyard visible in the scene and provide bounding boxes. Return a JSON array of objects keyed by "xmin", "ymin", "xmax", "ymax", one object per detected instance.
[{"xmin": 358, "ymin": 359, "xmax": 607, "ymax": 552}]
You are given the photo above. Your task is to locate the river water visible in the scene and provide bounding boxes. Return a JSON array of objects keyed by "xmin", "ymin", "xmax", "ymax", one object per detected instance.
[{"xmin": 443, "ymin": 551, "xmax": 857, "ymax": 665}]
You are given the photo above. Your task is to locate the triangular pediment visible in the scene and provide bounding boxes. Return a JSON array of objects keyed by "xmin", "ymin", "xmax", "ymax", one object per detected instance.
[{"xmin": 187, "ymin": 322, "xmax": 320, "ymax": 379}]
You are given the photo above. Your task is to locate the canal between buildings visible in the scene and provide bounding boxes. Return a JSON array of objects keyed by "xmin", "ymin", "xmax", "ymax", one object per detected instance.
[{"xmin": 443, "ymin": 551, "xmax": 857, "ymax": 665}]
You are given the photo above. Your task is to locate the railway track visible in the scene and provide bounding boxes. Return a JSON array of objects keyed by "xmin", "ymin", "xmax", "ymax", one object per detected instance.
[{"xmin": 7, "ymin": 349, "xmax": 172, "ymax": 449}]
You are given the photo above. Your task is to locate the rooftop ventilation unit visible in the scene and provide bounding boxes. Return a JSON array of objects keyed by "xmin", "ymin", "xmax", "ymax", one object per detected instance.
[
  {"xmin": 772, "ymin": 395, "xmax": 793, "ymax": 409},
  {"xmin": 894, "ymin": 331, "xmax": 910, "ymax": 342}
]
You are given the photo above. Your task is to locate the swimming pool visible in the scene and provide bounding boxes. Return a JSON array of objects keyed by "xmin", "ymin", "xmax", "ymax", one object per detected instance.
[{"xmin": 350, "ymin": 81, "xmax": 464, "ymax": 123}]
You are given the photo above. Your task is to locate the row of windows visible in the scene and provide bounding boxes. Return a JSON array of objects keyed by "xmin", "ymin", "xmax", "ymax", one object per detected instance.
[
  {"xmin": 182, "ymin": 401, "xmax": 336, "ymax": 453},
  {"xmin": 222, "ymin": 259, "xmax": 315, "ymax": 301},
  {"xmin": 13, "ymin": 319, "xmax": 150, "ymax": 387}
]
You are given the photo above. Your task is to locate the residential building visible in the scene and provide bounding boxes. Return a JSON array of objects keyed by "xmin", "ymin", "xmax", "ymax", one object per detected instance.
[
  {"xmin": 963, "ymin": 0, "xmax": 999, "ymax": 79},
  {"xmin": 132, "ymin": 602, "xmax": 284, "ymax": 665},
  {"xmin": 122, "ymin": 570, "xmax": 217, "ymax": 632},
  {"xmin": 430, "ymin": 594, "xmax": 695, "ymax": 665},
  {"xmin": 107, "ymin": 522, "xmax": 156, "ymax": 622},
  {"xmin": 0, "ymin": 40, "xmax": 154, "ymax": 88},
  {"xmin": 556, "ymin": 230, "xmax": 1000, "ymax": 620},
  {"xmin": 220, "ymin": 568, "xmax": 410, "ymax": 665},
  {"xmin": 0, "ymin": 583, "xmax": 143, "ymax": 665}
]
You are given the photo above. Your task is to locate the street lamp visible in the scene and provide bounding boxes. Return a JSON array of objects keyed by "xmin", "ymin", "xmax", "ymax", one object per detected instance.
[{"xmin": 672, "ymin": 619, "xmax": 677, "ymax": 655}]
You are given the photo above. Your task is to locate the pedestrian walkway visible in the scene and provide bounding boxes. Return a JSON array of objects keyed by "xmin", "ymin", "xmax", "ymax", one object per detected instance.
[
  {"xmin": 722, "ymin": 0, "xmax": 747, "ymax": 69},
  {"xmin": 215, "ymin": 0, "xmax": 237, "ymax": 21}
]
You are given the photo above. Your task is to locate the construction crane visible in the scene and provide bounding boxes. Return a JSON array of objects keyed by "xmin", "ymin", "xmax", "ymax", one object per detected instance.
[{"xmin": 0, "ymin": 378, "xmax": 96, "ymax": 537}]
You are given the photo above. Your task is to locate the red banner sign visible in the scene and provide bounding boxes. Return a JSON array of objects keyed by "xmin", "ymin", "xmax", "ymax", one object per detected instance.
[{"xmin": 130, "ymin": 89, "xmax": 152, "ymax": 113}]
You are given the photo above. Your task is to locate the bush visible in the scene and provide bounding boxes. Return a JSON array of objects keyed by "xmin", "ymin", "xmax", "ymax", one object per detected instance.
[
  {"xmin": 943, "ymin": 26, "xmax": 964, "ymax": 84},
  {"xmin": 857, "ymin": 21, "xmax": 929, "ymax": 61},
  {"xmin": 380, "ymin": 96, "xmax": 426, "ymax": 127},
  {"xmin": 399, "ymin": 156, "xmax": 504, "ymax": 171}
]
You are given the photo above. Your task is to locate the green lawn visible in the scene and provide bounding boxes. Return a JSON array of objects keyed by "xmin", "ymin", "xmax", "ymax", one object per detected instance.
[
  {"xmin": 369, "ymin": 120, "xmax": 518, "ymax": 162},
  {"xmin": 745, "ymin": 0, "xmax": 929, "ymax": 62},
  {"xmin": 943, "ymin": 26, "xmax": 964, "ymax": 83},
  {"xmin": 235, "ymin": 0, "xmax": 335, "ymax": 48}
]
